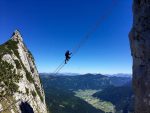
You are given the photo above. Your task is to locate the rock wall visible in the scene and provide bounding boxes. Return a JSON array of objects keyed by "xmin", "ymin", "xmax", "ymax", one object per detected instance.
[
  {"xmin": 129, "ymin": 0, "xmax": 150, "ymax": 113},
  {"xmin": 0, "ymin": 30, "xmax": 48, "ymax": 113}
]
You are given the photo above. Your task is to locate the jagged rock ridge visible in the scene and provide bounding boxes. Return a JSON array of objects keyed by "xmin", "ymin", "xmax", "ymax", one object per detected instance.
[
  {"xmin": 0, "ymin": 30, "xmax": 48, "ymax": 113},
  {"xmin": 129, "ymin": 0, "xmax": 150, "ymax": 113}
]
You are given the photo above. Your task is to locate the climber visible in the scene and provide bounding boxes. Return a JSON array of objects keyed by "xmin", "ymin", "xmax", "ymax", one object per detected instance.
[{"xmin": 65, "ymin": 50, "xmax": 72, "ymax": 64}]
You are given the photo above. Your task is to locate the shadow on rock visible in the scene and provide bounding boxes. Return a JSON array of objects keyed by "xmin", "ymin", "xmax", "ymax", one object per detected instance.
[{"xmin": 20, "ymin": 102, "xmax": 34, "ymax": 113}]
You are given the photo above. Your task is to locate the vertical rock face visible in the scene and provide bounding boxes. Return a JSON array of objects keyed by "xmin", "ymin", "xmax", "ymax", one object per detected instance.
[
  {"xmin": 129, "ymin": 0, "xmax": 150, "ymax": 113},
  {"xmin": 0, "ymin": 30, "xmax": 48, "ymax": 113}
]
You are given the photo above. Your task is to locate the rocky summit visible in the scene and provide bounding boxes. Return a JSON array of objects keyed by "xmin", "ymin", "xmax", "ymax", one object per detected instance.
[
  {"xmin": 129, "ymin": 0, "xmax": 150, "ymax": 113},
  {"xmin": 0, "ymin": 30, "xmax": 48, "ymax": 113}
]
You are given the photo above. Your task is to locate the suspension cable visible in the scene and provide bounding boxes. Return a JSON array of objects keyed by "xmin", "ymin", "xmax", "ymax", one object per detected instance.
[{"xmin": 53, "ymin": 0, "xmax": 118, "ymax": 75}]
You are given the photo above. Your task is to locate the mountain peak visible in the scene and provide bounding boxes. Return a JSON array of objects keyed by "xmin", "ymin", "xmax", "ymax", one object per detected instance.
[
  {"xmin": 11, "ymin": 29, "xmax": 23, "ymax": 42},
  {"xmin": 0, "ymin": 31, "xmax": 48, "ymax": 113}
]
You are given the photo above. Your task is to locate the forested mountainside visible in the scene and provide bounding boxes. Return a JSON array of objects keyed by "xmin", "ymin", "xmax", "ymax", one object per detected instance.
[{"xmin": 41, "ymin": 73, "xmax": 132, "ymax": 113}]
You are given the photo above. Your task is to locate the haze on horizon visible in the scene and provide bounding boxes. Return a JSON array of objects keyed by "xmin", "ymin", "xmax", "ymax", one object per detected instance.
[{"xmin": 0, "ymin": 0, "xmax": 132, "ymax": 74}]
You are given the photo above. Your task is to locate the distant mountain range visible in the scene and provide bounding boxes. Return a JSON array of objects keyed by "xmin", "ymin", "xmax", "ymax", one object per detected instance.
[
  {"xmin": 106, "ymin": 73, "xmax": 132, "ymax": 78},
  {"xmin": 40, "ymin": 73, "xmax": 133, "ymax": 113},
  {"xmin": 40, "ymin": 73, "xmax": 132, "ymax": 77},
  {"xmin": 40, "ymin": 73, "xmax": 131, "ymax": 90}
]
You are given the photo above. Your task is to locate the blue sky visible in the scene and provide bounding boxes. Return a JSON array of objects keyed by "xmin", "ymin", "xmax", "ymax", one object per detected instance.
[{"xmin": 0, "ymin": 0, "xmax": 133, "ymax": 74}]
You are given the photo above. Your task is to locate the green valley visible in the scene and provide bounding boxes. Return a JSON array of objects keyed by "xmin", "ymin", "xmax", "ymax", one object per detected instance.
[{"xmin": 74, "ymin": 89, "xmax": 115, "ymax": 113}]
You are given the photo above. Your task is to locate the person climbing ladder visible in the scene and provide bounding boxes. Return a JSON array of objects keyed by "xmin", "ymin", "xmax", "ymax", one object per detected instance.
[
  {"xmin": 65, "ymin": 50, "xmax": 72, "ymax": 64},
  {"xmin": 53, "ymin": 0, "xmax": 118, "ymax": 74}
]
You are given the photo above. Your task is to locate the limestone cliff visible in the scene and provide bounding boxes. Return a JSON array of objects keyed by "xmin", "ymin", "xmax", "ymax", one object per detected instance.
[
  {"xmin": 129, "ymin": 0, "xmax": 150, "ymax": 113},
  {"xmin": 0, "ymin": 30, "xmax": 48, "ymax": 113}
]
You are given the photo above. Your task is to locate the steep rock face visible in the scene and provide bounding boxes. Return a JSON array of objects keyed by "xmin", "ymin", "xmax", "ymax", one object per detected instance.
[
  {"xmin": 0, "ymin": 30, "xmax": 48, "ymax": 113},
  {"xmin": 129, "ymin": 0, "xmax": 150, "ymax": 113}
]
